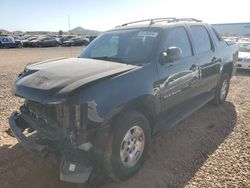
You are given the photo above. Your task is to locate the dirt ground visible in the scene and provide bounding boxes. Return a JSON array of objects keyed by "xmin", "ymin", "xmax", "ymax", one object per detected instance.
[{"xmin": 0, "ymin": 47, "xmax": 249, "ymax": 188}]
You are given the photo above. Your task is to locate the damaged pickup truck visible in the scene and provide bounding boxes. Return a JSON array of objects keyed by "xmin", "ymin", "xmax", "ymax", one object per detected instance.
[{"xmin": 9, "ymin": 18, "xmax": 238, "ymax": 184}]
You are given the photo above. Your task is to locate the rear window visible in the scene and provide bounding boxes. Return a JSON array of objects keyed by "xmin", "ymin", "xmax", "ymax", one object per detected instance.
[{"xmin": 190, "ymin": 26, "xmax": 212, "ymax": 54}]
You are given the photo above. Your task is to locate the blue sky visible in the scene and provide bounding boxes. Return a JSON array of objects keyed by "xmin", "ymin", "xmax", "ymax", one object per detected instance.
[{"xmin": 1, "ymin": 0, "xmax": 250, "ymax": 32}]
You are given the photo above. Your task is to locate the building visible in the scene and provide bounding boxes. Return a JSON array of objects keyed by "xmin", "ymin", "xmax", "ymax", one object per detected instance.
[{"xmin": 212, "ymin": 23, "xmax": 250, "ymax": 37}]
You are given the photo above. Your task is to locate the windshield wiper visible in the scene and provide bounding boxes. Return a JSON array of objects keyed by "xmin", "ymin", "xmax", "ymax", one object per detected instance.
[{"xmin": 91, "ymin": 56, "xmax": 125, "ymax": 63}]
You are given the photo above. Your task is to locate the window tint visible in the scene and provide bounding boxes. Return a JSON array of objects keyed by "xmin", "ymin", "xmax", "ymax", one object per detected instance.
[
  {"xmin": 190, "ymin": 26, "xmax": 212, "ymax": 54},
  {"xmin": 163, "ymin": 27, "xmax": 192, "ymax": 58}
]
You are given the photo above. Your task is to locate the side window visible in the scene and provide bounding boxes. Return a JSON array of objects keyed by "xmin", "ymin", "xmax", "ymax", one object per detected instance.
[
  {"xmin": 163, "ymin": 27, "xmax": 192, "ymax": 58},
  {"xmin": 190, "ymin": 26, "xmax": 212, "ymax": 54},
  {"xmin": 212, "ymin": 27, "xmax": 223, "ymax": 42}
]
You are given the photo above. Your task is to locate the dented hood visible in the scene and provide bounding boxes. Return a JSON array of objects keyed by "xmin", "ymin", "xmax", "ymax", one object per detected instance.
[{"xmin": 15, "ymin": 58, "xmax": 137, "ymax": 103}]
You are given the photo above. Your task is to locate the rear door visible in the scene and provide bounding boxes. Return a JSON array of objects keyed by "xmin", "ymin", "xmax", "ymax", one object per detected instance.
[
  {"xmin": 189, "ymin": 25, "xmax": 221, "ymax": 95},
  {"xmin": 156, "ymin": 26, "xmax": 200, "ymax": 121}
]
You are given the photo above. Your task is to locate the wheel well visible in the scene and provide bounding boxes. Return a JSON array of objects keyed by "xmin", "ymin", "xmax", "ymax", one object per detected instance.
[
  {"xmin": 112, "ymin": 99, "xmax": 157, "ymax": 134},
  {"xmin": 222, "ymin": 62, "xmax": 233, "ymax": 78}
]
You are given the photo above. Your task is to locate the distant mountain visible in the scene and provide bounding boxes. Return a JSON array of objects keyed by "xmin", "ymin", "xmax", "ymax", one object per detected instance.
[
  {"xmin": 0, "ymin": 29, "xmax": 10, "ymax": 35},
  {"xmin": 12, "ymin": 30, "xmax": 24, "ymax": 35},
  {"xmin": 69, "ymin": 26, "xmax": 100, "ymax": 35}
]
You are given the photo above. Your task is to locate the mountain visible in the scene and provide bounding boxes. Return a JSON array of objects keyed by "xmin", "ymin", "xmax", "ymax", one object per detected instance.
[
  {"xmin": 69, "ymin": 26, "xmax": 100, "ymax": 35},
  {"xmin": 0, "ymin": 29, "xmax": 10, "ymax": 35}
]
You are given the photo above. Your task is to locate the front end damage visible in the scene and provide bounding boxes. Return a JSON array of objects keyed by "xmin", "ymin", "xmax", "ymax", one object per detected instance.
[
  {"xmin": 8, "ymin": 58, "xmax": 138, "ymax": 184},
  {"xmin": 9, "ymin": 100, "xmax": 106, "ymax": 183}
]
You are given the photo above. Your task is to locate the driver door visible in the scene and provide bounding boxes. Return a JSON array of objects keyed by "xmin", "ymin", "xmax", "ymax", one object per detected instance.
[{"xmin": 156, "ymin": 27, "xmax": 200, "ymax": 122}]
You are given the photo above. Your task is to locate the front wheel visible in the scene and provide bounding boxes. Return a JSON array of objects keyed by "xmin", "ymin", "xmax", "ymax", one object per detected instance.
[
  {"xmin": 104, "ymin": 111, "xmax": 151, "ymax": 181},
  {"xmin": 212, "ymin": 73, "xmax": 230, "ymax": 105}
]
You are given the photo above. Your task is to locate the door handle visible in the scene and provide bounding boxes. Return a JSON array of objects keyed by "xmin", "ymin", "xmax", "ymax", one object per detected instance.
[
  {"xmin": 212, "ymin": 57, "xmax": 220, "ymax": 63},
  {"xmin": 189, "ymin": 64, "xmax": 198, "ymax": 71}
]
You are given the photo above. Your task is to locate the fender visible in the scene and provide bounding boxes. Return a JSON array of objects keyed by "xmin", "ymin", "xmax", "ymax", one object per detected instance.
[{"xmin": 74, "ymin": 62, "xmax": 161, "ymax": 128}]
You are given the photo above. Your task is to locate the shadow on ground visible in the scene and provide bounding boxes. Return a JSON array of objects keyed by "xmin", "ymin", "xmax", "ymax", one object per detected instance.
[
  {"xmin": 0, "ymin": 102, "xmax": 237, "ymax": 188},
  {"xmin": 102, "ymin": 102, "xmax": 237, "ymax": 188}
]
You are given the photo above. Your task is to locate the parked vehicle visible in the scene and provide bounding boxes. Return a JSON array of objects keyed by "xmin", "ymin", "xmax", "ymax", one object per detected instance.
[
  {"xmin": 21, "ymin": 36, "xmax": 38, "ymax": 47},
  {"xmin": 86, "ymin": 35, "xmax": 97, "ymax": 42},
  {"xmin": 9, "ymin": 18, "xmax": 238, "ymax": 184},
  {"xmin": 62, "ymin": 36, "xmax": 90, "ymax": 46},
  {"xmin": 0, "ymin": 36, "xmax": 23, "ymax": 48},
  {"xmin": 225, "ymin": 39, "xmax": 236, "ymax": 46},
  {"xmin": 59, "ymin": 35, "xmax": 76, "ymax": 43},
  {"xmin": 29, "ymin": 37, "xmax": 60, "ymax": 47},
  {"xmin": 236, "ymin": 42, "xmax": 250, "ymax": 70}
]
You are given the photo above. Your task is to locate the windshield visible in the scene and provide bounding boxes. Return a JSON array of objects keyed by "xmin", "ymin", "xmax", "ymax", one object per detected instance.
[
  {"xmin": 238, "ymin": 43, "xmax": 250, "ymax": 52},
  {"xmin": 79, "ymin": 29, "xmax": 160, "ymax": 64}
]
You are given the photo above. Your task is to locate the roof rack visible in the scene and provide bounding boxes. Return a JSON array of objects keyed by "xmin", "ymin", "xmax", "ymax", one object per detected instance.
[{"xmin": 116, "ymin": 17, "xmax": 202, "ymax": 27}]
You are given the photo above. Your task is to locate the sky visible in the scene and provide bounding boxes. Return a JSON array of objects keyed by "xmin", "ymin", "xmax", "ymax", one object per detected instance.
[{"xmin": 1, "ymin": 0, "xmax": 250, "ymax": 32}]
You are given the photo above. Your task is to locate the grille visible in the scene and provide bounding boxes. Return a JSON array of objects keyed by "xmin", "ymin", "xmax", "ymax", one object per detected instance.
[{"xmin": 25, "ymin": 100, "xmax": 68, "ymax": 130}]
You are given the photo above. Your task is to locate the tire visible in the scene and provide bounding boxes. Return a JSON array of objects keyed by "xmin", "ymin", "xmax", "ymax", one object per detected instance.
[
  {"xmin": 104, "ymin": 110, "xmax": 151, "ymax": 181},
  {"xmin": 17, "ymin": 44, "xmax": 23, "ymax": 48},
  {"xmin": 212, "ymin": 73, "xmax": 230, "ymax": 105}
]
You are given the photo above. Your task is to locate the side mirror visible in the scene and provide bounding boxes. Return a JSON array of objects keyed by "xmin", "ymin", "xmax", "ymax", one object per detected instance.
[{"xmin": 160, "ymin": 46, "xmax": 182, "ymax": 63}]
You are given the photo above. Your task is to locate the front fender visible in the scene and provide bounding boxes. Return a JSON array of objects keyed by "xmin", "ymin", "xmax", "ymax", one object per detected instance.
[{"xmin": 76, "ymin": 62, "xmax": 161, "ymax": 126}]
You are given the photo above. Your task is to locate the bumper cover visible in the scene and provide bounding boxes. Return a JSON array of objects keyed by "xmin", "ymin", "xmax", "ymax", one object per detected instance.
[
  {"xmin": 9, "ymin": 112, "xmax": 47, "ymax": 154},
  {"xmin": 60, "ymin": 156, "xmax": 92, "ymax": 183},
  {"xmin": 9, "ymin": 111, "xmax": 93, "ymax": 183}
]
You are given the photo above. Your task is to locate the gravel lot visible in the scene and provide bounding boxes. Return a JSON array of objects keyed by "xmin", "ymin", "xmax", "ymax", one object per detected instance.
[{"xmin": 0, "ymin": 47, "xmax": 249, "ymax": 188}]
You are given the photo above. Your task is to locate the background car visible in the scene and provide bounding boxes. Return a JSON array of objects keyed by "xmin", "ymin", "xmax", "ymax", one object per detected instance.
[
  {"xmin": 0, "ymin": 36, "xmax": 23, "ymax": 48},
  {"xmin": 237, "ymin": 42, "xmax": 250, "ymax": 70},
  {"xmin": 29, "ymin": 37, "xmax": 60, "ymax": 47},
  {"xmin": 86, "ymin": 35, "xmax": 97, "ymax": 42},
  {"xmin": 62, "ymin": 36, "xmax": 90, "ymax": 46},
  {"xmin": 59, "ymin": 35, "xmax": 76, "ymax": 43},
  {"xmin": 225, "ymin": 39, "xmax": 236, "ymax": 46},
  {"xmin": 21, "ymin": 36, "xmax": 38, "ymax": 47}
]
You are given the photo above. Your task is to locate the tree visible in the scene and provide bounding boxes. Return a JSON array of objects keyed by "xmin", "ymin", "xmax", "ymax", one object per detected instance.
[{"xmin": 58, "ymin": 30, "xmax": 63, "ymax": 36}]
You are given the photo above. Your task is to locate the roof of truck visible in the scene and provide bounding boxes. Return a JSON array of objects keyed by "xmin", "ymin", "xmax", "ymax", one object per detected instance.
[{"xmin": 110, "ymin": 18, "xmax": 208, "ymax": 31}]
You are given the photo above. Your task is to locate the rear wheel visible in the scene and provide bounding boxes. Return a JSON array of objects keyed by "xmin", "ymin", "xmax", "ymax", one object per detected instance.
[
  {"xmin": 104, "ymin": 110, "xmax": 151, "ymax": 181},
  {"xmin": 212, "ymin": 73, "xmax": 230, "ymax": 105}
]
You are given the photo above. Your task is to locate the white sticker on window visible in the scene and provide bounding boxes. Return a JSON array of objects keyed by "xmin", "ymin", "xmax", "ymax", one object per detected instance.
[{"xmin": 137, "ymin": 31, "xmax": 158, "ymax": 37}]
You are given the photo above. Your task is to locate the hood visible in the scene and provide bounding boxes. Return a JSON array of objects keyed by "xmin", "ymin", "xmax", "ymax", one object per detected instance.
[
  {"xmin": 239, "ymin": 52, "xmax": 250, "ymax": 59},
  {"xmin": 15, "ymin": 58, "xmax": 137, "ymax": 103}
]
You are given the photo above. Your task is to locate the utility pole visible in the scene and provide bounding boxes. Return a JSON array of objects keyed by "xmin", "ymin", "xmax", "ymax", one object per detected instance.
[{"xmin": 68, "ymin": 15, "xmax": 72, "ymax": 57}]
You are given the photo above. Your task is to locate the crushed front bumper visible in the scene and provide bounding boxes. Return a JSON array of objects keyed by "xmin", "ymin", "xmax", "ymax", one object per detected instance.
[
  {"xmin": 9, "ymin": 112, "xmax": 47, "ymax": 154},
  {"xmin": 9, "ymin": 111, "xmax": 93, "ymax": 183}
]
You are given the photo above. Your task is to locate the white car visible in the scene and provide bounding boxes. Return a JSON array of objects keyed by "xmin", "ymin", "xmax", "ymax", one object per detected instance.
[{"xmin": 237, "ymin": 42, "xmax": 250, "ymax": 70}]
